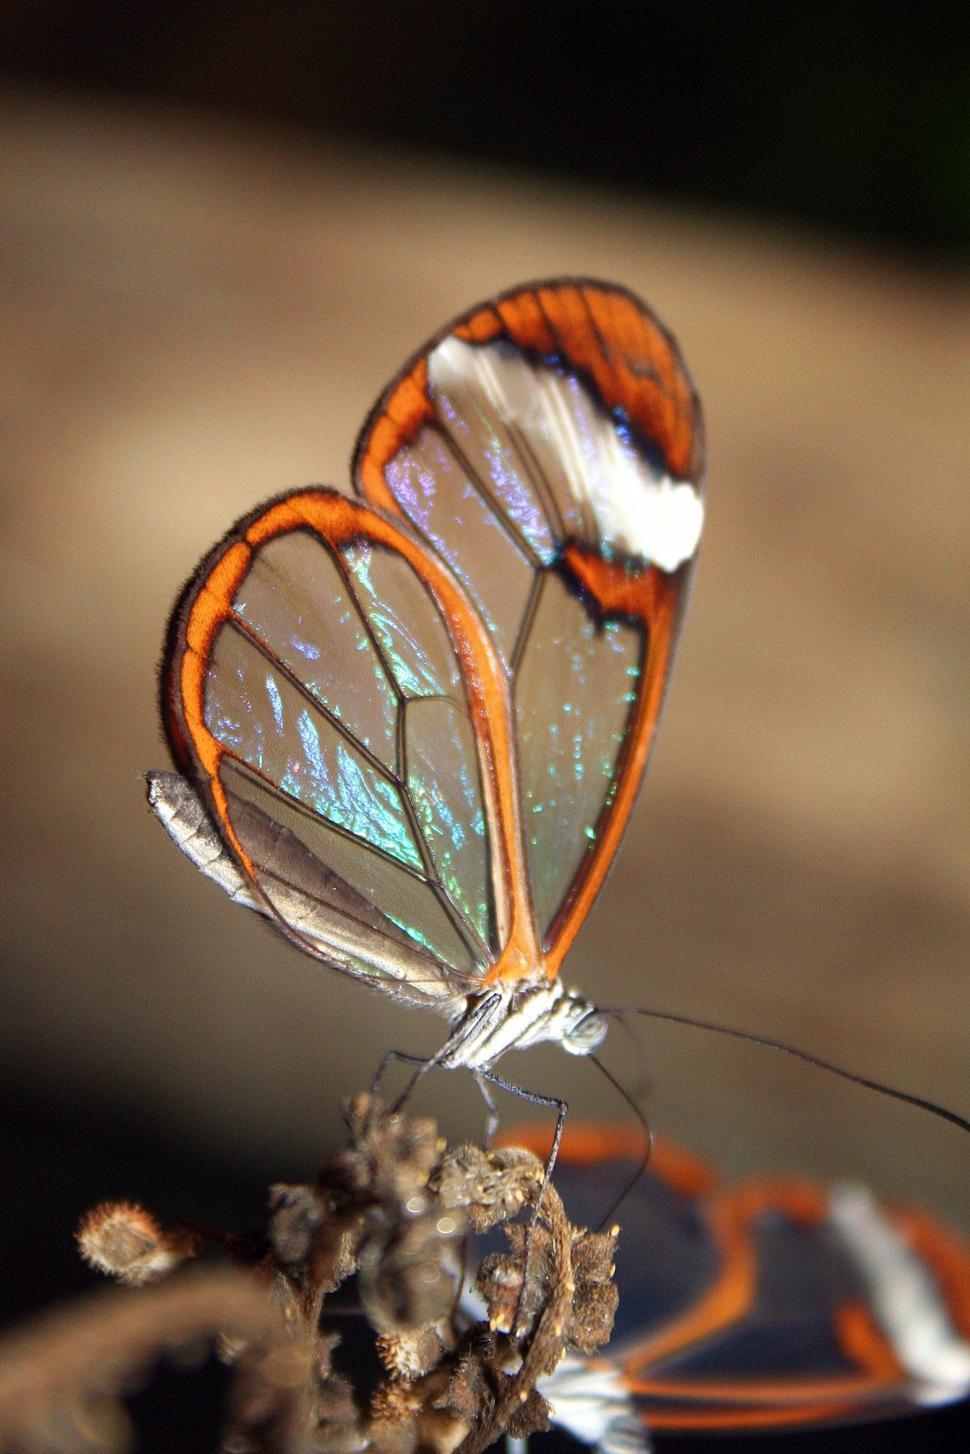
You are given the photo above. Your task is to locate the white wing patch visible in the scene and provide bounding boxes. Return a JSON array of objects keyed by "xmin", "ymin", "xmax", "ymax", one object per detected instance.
[
  {"xmin": 428, "ymin": 336, "xmax": 703, "ymax": 572},
  {"xmin": 830, "ymin": 1183, "xmax": 970, "ymax": 1401},
  {"xmin": 535, "ymin": 1354, "xmax": 650, "ymax": 1454}
]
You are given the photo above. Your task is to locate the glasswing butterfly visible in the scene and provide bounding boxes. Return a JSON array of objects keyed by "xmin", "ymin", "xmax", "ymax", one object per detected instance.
[
  {"xmin": 147, "ymin": 279, "xmax": 703, "ymax": 1105},
  {"xmin": 499, "ymin": 1124, "xmax": 970, "ymax": 1448}
]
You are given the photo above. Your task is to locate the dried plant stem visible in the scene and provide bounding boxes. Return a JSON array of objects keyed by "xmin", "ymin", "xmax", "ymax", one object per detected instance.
[
  {"xmin": 456, "ymin": 1182, "xmax": 575, "ymax": 1454},
  {"xmin": 0, "ymin": 1266, "xmax": 305, "ymax": 1453}
]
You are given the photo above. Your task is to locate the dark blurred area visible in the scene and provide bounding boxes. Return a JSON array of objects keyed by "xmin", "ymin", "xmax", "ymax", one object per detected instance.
[
  {"xmin": 2, "ymin": 1, "xmax": 969, "ymax": 256},
  {"xmin": 2, "ymin": 5, "xmax": 970, "ymax": 1450}
]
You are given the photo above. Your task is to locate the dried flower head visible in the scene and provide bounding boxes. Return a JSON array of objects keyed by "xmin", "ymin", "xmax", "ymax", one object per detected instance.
[
  {"xmin": 322, "ymin": 1094, "xmax": 441, "ymax": 1207},
  {"xmin": 375, "ymin": 1324, "xmax": 450, "ymax": 1381},
  {"xmin": 568, "ymin": 1223, "xmax": 620, "ymax": 1354},
  {"xmin": 360, "ymin": 1203, "xmax": 466, "ymax": 1335},
  {"xmin": 76, "ymin": 1202, "xmax": 197, "ymax": 1286},
  {"xmin": 432, "ymin": 1144, "xmax": 542, "ymax": 1232}
]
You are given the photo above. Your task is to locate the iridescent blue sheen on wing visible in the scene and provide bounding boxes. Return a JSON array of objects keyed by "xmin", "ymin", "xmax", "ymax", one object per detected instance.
[
  {"xmin": 205, "ymin": 621, "xmax": 422, "ymax": 870},
  {"xmin": 383, "ymin": 426, "xmax": 536, "ymax": 667}
]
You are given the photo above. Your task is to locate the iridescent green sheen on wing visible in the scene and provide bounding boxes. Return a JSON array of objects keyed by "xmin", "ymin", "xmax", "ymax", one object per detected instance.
[
  {"xmin": 193, "ymin": 514, "xmax": 496, "ymax": 991},
  {"xmin": 513, "ymin": 575, "xmax": 644, "ymax": 943},
  {"xmin": 216, "ymin": 764, "xmax": 464, "ymax": 997},
  {"xmin": 341, "ymin": 542, "xmax": 462, "ymax": 699},
  {"xmin": 404, "ymin": 696, "xmax": 491, "ymax": 953},
  {"xmin": 222, "ymin": 761, "xmax": 479, "ymax": 974},
  {"xmin": 205, "ymin": 622, "xmax": 422, "ymax": 870}
]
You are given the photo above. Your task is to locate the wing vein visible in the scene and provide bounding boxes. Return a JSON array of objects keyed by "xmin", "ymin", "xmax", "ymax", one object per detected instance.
[
  {"xmin": 225, "ymin": 616, "xmax": 403, "ymax": 786},
  {"xmin": 218, "ymin": 747, "xmax": 429, "ymax": 881},
  {"xmin": 396, "ymin": 698, "xmax": 490, "ymax": 963}
]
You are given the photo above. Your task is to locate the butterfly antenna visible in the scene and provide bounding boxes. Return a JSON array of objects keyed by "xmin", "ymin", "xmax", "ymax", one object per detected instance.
[
  {"xmin": 587, "ymin": 1052, "xmax": 655, "ymax": 1230},
  {"xmin": 604, "ymin": 1005, "xmax": 970, "ymax": 1138},
  {"xmin": 610, "ymin": 1007, "xmax": 655, "ymax": 1101}
]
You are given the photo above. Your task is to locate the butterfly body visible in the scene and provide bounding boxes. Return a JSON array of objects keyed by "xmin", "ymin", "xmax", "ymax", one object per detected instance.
[{"xmin": 440, "ymin": 980, "xmax": 608, "ymax": 1068}]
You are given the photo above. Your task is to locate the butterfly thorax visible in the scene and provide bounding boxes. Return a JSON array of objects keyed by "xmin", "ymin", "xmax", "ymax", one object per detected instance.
[{"xmin": 441, "ymin": 979, "xmax": 608, "ymax": 1072}]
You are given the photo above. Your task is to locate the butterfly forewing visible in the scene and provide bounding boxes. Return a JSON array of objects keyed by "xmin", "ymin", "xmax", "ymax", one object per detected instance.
[{"xmin": 354, "ymin": 280, "xmax": 704, "ymax": 973}]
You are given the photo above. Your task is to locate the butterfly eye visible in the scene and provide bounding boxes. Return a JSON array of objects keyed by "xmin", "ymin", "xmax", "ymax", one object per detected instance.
[{"xmin": 562, "ymin": 1008, "xmax": 609, "ymax": 1057}]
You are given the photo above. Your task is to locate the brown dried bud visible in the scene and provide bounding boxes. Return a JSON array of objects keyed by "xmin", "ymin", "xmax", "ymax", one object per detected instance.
[
  {"xmin": 371, "ymin": 1377, "xmax": 424, "ymax": 1426},
  {"xmin": 571, "ymin": 1223, "xmax": 619, "ymax": 1285},
  {"xmin": 376, "ymin": 1324, "xmax": 449, "ymax": 1380},
  {"xmin": 566, "ymin": 1225, "xmax": 620, "ymax": 1354},
  {"xmin": 313, "ymin": 1365, "xmax": 364, "ymax": 1453},
  {"xmin": 444, "ymin": 1342, "xmax": 494, "ymax": 1423},
  {"xmin": 323, "ymin": 1096, "xmax": 440, "ymax": 1208},
  {"xmin": 476, "ymin": 1214, "xmax": 560, "ymax": 1341},
  {"xmin": 360, "ymin": 1205, "xmax": 465, "ymax": 1335},
  {"xmin": 474, "ymin": 1251, "xmax": 527, "ymax": 1337},
  {"xmin": 268, "ymin": 1181, "xmax": 325, "ymax": 1265},
  {"xmin": 76, "ymin": 1202, "xmax": 197, "ymax": 1285},
  {"xmin": 433, "ymin": 1144, "xmax": 542, "ymax": 1232},
  {"xmin": 475, "ymin": 1210, "xmax": 619, "ymax": 1356},
  {"xmin": 504, "ymin": 1386, "xmax": 552, "ymax": 1439}
]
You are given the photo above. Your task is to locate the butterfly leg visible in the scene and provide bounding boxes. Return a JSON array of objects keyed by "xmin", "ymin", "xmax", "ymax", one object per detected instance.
[
  {"xmin": 473, "ymin": 1071, "xmax": 501, "ymax": 1147},
  {"xmin": 383, "ymin": 992, "xmax": 505, "ymax": 1113},
  {"xmin": 475, "ymin": 1068, "xmax": 567, "ymax": 1214},
  {"xmin": 369, "ymin": 1048, "xmax": 427, "ymax": 1099}
]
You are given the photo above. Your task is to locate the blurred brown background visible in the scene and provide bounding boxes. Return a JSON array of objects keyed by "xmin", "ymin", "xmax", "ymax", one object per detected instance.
[{"xmin": 1, "ymin": 8, "xmax": 970, "ymax": 1447}]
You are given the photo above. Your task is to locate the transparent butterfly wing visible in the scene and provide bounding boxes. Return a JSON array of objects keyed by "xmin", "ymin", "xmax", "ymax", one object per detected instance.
[
  {"xmin": 354, "ymin": 279, "xmax": 704, "ymax": 975},
  {"xmin": 525, "ymin": 1128, "xmax": 970, "ymax": 1436},
  {"xmin": 157, "ymin": 491, "xmax": 511, "ymax": 1005},
  {"xmin": 153, "ymin": 279, "xmax": 703, "ymax": 999}
]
